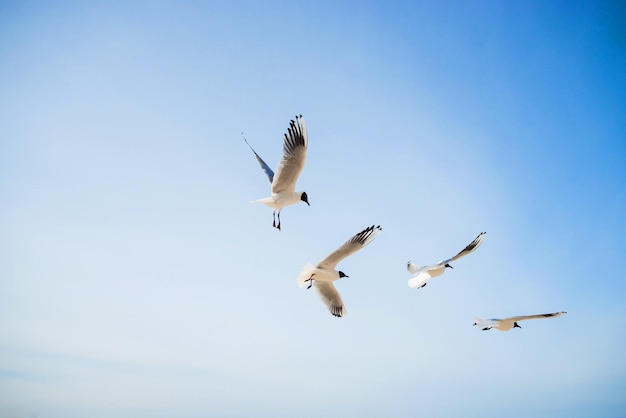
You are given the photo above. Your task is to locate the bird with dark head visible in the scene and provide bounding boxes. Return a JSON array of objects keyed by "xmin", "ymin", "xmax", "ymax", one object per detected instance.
[
  {"xmin": 473, "ymin": 311, "xmax": 566, "ymax": 331},
  {"xmin": 297, "ymin": 225, "xmax": 382, "ymax": 317},
  {"xmin": 407, "ymin": 232, "xmax": 485, "ymax": 289},
  {"xmin": 245, "ymin": 115, "xmax": 309, "ymax": 230}
]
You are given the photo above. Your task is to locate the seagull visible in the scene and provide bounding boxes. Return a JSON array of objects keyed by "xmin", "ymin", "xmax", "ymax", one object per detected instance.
[
  {"xmin": 244, "ymin": 115, "xmax": 309, "ymax": 230},
  {"xmin": 407, "ymin": 231, "xmax": 486, "ymax": 289},
  {"xmin": 297, "ymin": 225, "xmax": 382, "ymax": 317},
  {"xmin": 473, "ymin": 311, "xmax": 567, "ymax": 331}
]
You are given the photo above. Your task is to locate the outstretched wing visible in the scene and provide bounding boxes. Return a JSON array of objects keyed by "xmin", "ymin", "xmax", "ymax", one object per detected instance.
[
  {"xmin": 445, "ymin": 231, "xmax": 486, "ymax": 264},
  {"xmin": 244, "ymin": 137, "xmax": 274, "ymax": 184},
  {"xmin": 272, "ymin": 115, "xmax": 308, "ymax": 194},
  {"xmin": 314, "ymin": 281, "xmax": 346, "ymax": 317},
  {"xmin": 506, "ymin": 311, "xmax": 567, "ymax": 322},
  {"xmin": 317, "ymin": 225, "xmax": 382, "ymax": 270},
  {"xmin": 407, "ymin": 261, "xmax": 424, "ymax": 275}
]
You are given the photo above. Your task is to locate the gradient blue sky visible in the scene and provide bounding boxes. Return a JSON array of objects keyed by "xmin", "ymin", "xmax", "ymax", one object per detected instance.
[{"xmin": 1, "ymin": 1, "xmax": 625, "ymax": 417}]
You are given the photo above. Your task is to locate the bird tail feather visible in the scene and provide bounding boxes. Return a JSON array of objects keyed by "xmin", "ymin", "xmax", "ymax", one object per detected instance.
[
  {"xmin": 296, "ymin": 263, "xmax": 315, "ymax": 288},
  {"xmin": 408, "ymin": 272, "xmax": 429, "ymax": 289}
]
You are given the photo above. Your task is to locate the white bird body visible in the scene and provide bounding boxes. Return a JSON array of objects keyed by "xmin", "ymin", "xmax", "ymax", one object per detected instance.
[
  {"xmin": 298, "ymin": 225, "xmax": 382, "ymax": 317},
  {"xmin": 407, "ymin": 263, "xmax": 446, "ymax": 289},
  {"xmin": 407, "ymin": 232, "xmax": 486, "ymax": 289},
  {"xmin": 297, "ymin": 262, "xmax": 339, "ymax": 285},
  {"xmin": 252, "ymin": 193, "xmax": 306, "ymax": 211},
  {"xmin": 245, "ymin": 115, "xmax": 309, "ymax": 230},
  {"xmin": 474, "ymin": 311, "xmax": 567, "ymax": 331}
]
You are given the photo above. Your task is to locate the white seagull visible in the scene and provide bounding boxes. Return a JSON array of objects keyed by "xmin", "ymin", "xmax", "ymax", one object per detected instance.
[
  {"xmin": 244, "ymin": 115, "xmax": 309, "ymax": 230},
  {"xmin": 297, "ymin": 225, "xmax": 382, "ymax": 317},
  {"xmin": 407, "ymin": 231, "xmax": 486, "ymax": 289},
  {"xmin": 473, "ymin": 311, "xmax": 567, "ymax": 331}
]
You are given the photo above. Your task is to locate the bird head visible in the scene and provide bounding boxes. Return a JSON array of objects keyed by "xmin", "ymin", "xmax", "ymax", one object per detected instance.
[
  {"xmin": 339, "ymin": 271, "xmax": 349, "ymax": 278},
  {"xmin": 300, "ymin": 192, "xmax": 310, "ymax": 206}
]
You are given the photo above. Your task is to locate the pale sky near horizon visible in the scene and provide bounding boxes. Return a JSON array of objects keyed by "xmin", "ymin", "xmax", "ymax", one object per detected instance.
[{"xmin": 1, "ymin": 1, "xmax": 625, "ymax": 417}]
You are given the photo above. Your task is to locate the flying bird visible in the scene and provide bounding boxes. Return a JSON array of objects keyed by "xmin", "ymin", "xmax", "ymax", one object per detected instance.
[
  {"xmin": 297, "ymin": 225, "xmax": 382, "ymax": 317},
  {"xmin": 473, "ymin": 311, "xmax": 567, "ymax": 331},
  {"xmin": 407, "ymin": 231, "xmax": 486, "ymax": 289},
  {"xmin": 244, "ymin": 115, "xmax": 309, "ymax": 230}
]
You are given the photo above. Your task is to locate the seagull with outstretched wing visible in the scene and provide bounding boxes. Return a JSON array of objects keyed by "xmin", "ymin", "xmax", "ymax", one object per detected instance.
[
  {"xmin": 473, "ymin": 311, "xmax": 567, "ymax": 331},
  {"xmin": 244, "ymin": 115, "xmax": 309, "ymax": 230},
  {"xmin": 407, "ymin": 232, "xmax": 486, "ymax": 289},
  {"xmin": 297, "ymin": 225, "xmax": 382, "ymax": 317}
]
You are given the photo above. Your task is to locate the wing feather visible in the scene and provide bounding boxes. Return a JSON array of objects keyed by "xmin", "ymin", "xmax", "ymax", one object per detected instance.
[
  {"xmin": 244, "ymin": 137, "xmax": 275, "ymax": 183},
  {"xmin": 314, "ymin": 281, "xmax": 346, "ymax": 317},
  {"xmin": 407, "ymin": 261, "xmax": 424, "ymax": 275},
  {"xmin": 271, "ymin": 115, "xmax": 308, "ymax": 194},
  {"xmin": 445, "ymin": 231, "xmax": 486, "ymax": 264},
  {"xmin": 506, "ymin": 311, "xmax": 567, "ymax": 322},
  {"xmin": 317, "ymin": 225, "xmax": 382, "ymax": 270}
]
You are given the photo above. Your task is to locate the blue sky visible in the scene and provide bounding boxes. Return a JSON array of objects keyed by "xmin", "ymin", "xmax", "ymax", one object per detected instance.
[{"xmin": 1, "ymin": 1, "xmax": 625, "ymax": 417}]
